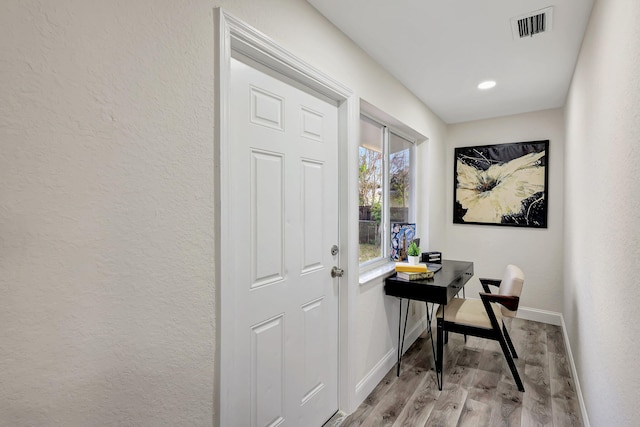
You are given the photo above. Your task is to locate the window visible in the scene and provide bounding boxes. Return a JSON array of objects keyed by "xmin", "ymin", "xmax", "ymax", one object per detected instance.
[{"xmin": 359, "ymin": 114, "xmax": 415, "ymax": 265}]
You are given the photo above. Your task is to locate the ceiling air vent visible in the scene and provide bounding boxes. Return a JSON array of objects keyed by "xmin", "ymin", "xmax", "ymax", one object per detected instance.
[{"xmin": 511, "ymin": 6, "xmax": 553, "ymax": 39}]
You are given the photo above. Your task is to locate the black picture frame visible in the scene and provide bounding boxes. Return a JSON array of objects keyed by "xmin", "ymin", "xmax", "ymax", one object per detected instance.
[{"xmin": 453, "ymin": 140, "xmax": 549, "ymax": 228}]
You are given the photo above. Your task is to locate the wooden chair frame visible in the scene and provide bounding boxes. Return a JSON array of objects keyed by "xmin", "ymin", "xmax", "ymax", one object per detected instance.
[{"xmin": 436, "ymin": 278, "xmax": 525, "ymax": 392}]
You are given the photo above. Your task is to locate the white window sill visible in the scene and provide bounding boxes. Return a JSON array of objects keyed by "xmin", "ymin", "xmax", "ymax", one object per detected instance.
[{"xmin": 359, "ymin": 261, "xmax": 396, "ymax": 285}]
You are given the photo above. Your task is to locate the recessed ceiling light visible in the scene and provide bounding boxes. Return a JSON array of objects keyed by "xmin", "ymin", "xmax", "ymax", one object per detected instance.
[{"xmin": 478, "ymin": 80, "xmax": 497, "ymax": 90}]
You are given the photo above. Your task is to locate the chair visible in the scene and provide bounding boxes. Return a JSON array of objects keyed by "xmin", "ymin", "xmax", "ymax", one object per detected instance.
[{"xmin": 435, "ymin": 264, "xmax": 525, "ymax": 392}]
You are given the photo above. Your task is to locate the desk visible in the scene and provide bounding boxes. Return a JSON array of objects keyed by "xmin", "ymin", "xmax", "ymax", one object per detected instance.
[{"xmin": 384, "ymin": 260, "xmax": 474, "ymax": 388}]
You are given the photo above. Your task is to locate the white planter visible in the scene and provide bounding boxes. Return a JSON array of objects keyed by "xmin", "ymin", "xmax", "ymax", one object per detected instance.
[{"xmin": 408, "ymin": 255, "xmax": 420, "ymax": 265}]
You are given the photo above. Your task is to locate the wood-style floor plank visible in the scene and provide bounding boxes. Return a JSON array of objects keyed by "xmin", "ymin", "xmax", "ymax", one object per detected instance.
[
  {"xmin": 359, "ymin": 365, "xmax": 427, "ymax": 427},
  {"xmin": 488, "ymin": 380, "xmax": 523, "ymax": 426},
  {"xmin": 467, "ymin": 368, "xmax": 500, "ymax": 406},
  {"xmin": 551, "ymin": 377, "xmax": 582, "ymax": 427},
  {"xmin": 457, "ymin": 397, "xmax": 492, "ymax": 426},
  {"xmin": 335, "ymin": 318, "xmax": 583, "ymax": 427},
  {"xmin": 522, "ymin": 364, "xmax": 552, "ymax": 426},
  {"xmin": 424, "ymin": 384, "xmax": 467, "ymax": 427},
  {"xmin": 546, "ymin": 323, "xmax": 565, "ymax": 354},
  {"xmin": 390, "ymin": 371, "xmax": 440, "ymax": 427},
  {"xmin": 340, "ymin": 367, "xmax": 398, "ymax": 427}
]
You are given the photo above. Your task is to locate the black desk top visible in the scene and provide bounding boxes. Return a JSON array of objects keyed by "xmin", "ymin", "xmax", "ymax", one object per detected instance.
[{"xmin": 384, "ymin": 260, "xmax": 474, "ymax": 305}]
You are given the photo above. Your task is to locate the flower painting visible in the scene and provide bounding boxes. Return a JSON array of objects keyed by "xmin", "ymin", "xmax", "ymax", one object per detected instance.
[{"xmin": 453, "ymin": 141, "xmax": 549, "ymax": 228}]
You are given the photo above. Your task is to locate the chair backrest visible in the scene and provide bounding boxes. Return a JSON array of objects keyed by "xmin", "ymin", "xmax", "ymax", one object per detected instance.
[{"xmin": 498, "ymin": 264, "xmax": 525, "ymax": 317}]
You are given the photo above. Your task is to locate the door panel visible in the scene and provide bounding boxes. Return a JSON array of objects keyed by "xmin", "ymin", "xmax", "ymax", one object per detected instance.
[
  {"xmin": 251, "ymin": 314, "xmax": 285, "ymax": 427},
  {"xmin": 301, "ymin": 160, "xmax": 324, "ymax": 272},
  {"xmin": 251, "ymin": 150, "xmax": 285, "ymax": 288},
  {"xmin": 227, "ymin": 56, "xmax": 339, "ymax": 427}
]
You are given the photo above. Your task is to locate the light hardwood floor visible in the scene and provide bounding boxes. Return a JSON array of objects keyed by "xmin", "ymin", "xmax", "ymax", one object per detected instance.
[{"xmin": 330, "ymin": 317, "xmax": 582, "ymax": 427}]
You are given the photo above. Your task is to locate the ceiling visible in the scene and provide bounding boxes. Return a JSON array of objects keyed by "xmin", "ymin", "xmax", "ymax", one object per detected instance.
[{"xmin": 307, "ymin": 0, "xmax": 595, "ymax": 124}]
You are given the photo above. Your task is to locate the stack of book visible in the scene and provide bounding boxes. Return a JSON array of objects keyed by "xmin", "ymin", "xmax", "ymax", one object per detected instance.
[{"xmin": 394, "ymin": 262, "xmax": 434, "ymax": 280}]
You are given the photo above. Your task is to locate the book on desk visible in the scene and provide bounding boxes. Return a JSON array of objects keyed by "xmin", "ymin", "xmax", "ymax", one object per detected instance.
[
  {"xmin": 394, "ymin": 261, "xmax": 441, "ymax": 280},
  {"xmin": 396, "ymin": 271, "xmax": 433, "ymax": 280},
  {"xmin": 395, "ymin": 262, "xmax": 442, "ymax": 272}
]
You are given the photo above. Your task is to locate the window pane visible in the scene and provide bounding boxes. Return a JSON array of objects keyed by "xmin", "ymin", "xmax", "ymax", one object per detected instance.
[
  {"xmin": 359, "ymin": 116, "xmax": 384, "ymax": 263},
  {"xmin": 389, "ymin": 132, "xmax": 413, "ymax": 225}
]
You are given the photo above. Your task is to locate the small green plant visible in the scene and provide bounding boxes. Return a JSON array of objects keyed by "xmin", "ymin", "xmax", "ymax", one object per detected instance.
[{"xmin": 407, "ymin": 241, "xmax": 420, "ymax": 257}]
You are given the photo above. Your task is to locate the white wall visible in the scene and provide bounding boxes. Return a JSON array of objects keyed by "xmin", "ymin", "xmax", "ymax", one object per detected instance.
[
  {"xmin": 0, "ymin": 1, "xmax": 216, "ymax": 425},
  {"xmin": 445, "ymin": 109, "xmax": 565, "ymax": 313},
  {"xmin": 564, "ymin": 0, "xmax": 640, "ymax": 424},
  {"xmin": 0, "ymin": 0, "xmax": 446, "ymax": 424}
]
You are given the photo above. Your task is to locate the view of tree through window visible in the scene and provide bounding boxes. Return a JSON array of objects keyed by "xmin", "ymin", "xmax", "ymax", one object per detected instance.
[
  {"xmin": 359, "ymin": 116, "xmax": 414, "ymax": 264},
  {"xmin": 359, "ymin": 116, "xmax": 383, "ymax": 263},
  {"xmin": 389, "ymin": 132, "xmax": 412, "ymax": 224}
]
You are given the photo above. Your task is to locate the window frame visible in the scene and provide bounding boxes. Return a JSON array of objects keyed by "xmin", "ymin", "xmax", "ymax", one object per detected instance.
[{"xmin": 358, "ymin": 112, "xmax": 417, "ymax": 271}]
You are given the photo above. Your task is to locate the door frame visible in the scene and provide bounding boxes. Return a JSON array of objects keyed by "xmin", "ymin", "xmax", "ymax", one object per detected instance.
[{"xmin": 213, "ymin": 9, "xmax": 358, "ymax": 425}]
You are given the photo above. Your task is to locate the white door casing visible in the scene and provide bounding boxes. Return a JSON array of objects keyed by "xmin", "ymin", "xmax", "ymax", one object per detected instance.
[{"xmin": 215, "ymin": 10, "xmax": 357, "ymax": 426}]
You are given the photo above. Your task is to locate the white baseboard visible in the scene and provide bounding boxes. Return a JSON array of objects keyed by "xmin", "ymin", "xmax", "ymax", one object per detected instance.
[
  {"xmin": 354, "ymin": 314, "xmax": 428, "ymax": 405},
  {"xmin": 517, "ymin": 306, "xmax": 563, "ymax": 325},
  {"xmin": 354, "ymin": 348, "xmax": 396, "ymax": 405},
  {"xmin": 559, "ymin": 314, "xmax": 590, "ymax": 427}
]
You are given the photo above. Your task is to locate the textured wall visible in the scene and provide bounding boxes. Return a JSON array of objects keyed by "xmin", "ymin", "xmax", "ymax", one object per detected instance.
[
  {"xmin": 445, "ymin": 109, "xmax": 565, "ymax": 313},
  {"xmin": 564, "ymin": 0, "xmax": 640, "ymax": 424},
  {"xmin": 0, "ymin": 1, "xmax": 216, "ymax": 424}
]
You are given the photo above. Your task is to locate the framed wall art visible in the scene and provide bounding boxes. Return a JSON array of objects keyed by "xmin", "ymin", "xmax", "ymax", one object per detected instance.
[
  {"xmin": 453, "ymin": 140, "xmax": 549, "ymax": 228},
  {"xmin": 390, "ymin": 223, "xmax": 416, "ymax": 261}
]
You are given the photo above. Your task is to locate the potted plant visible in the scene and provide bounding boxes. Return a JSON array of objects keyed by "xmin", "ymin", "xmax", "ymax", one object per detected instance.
[{"xmin": 407, "ymin": 241, "xmax": 421, "ymax": 265}]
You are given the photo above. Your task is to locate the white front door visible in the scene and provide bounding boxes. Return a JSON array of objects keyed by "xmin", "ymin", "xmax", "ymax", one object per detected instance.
[{"xmin": 224, "ymin": 56, "xmax": 340, "ymax": 426}]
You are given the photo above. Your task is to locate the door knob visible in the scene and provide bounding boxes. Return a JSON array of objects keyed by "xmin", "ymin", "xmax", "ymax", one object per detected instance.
[{"xmin": 331, "ymin": 266, "xmax": 344, "ymax": 278}]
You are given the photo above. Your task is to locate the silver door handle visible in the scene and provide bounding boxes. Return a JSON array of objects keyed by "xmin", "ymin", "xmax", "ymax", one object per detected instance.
[{"xmin": 331, "ymin": 266, "xmax": 344, "ymax": 278}]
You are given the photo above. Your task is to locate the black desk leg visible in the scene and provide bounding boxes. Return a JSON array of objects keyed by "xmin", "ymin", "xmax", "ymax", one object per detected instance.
[
  {"xmin": 424, "ymin": 302, "xmax": 438, "ymax": 377},
  {"xmin": 462, "ymin": 287, "xmax": 467, "ymax": 343},
  {"xmin": 436, "ymin": 316, "xmax": 444, "ymax": 390},
  {"xmin": 396, "ymin": 299, "xmax": 402, "ymax": 376},
  {"xmin": 396, "ymin": 298, "xmax": 411, "ymax": 376}
]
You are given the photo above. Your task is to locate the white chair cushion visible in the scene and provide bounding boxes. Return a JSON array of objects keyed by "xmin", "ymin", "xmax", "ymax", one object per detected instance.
[
  {"xmin": 498, "ymin": 264, "xmax": 525, "ymax": 317},
  {"xmin": 436, "ymin": 298, "xmax": 502, "ymax": 329}
]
